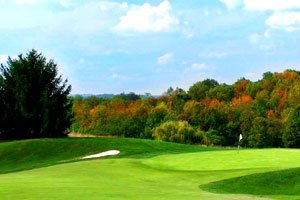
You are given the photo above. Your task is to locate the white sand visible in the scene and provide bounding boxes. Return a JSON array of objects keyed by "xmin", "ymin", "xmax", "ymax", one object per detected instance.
[{"xmin": 82, "ymin": 150, "xmax": 120, "ymax": 159}]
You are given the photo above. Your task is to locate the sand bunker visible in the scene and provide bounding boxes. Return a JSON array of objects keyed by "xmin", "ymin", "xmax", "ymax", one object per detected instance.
[{"xmin": 82, "ymin": 150, "xmax": 120, "ymax": 159}]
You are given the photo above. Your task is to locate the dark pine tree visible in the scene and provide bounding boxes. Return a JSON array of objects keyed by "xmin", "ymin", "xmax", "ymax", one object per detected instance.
[
  {"xmin": 0, "ymin": 50, "xmax": 72, "ymax": 139},
  {"xmin": 0, "ymin": 75, "xmax": 4, "ymax": 134}
]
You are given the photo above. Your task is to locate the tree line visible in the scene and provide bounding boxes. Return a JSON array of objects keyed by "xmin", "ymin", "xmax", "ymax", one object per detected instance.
[
  {"xmin": 0, "ymin": 50, "xmax": 299, "ymax": 148},
  {"xmin": 72, "ymin": 70, "xmax": 300, "ymax": 148}
]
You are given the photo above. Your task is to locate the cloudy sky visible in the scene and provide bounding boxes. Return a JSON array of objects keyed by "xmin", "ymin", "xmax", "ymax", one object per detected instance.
[{"xmin": 0, "ymin": 0, "xmax": 300, "ymax": 95}]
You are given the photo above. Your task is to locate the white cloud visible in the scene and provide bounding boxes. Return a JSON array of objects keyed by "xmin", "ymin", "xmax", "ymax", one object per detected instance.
[
  {"xmin": 244, "ymin": 0, "xmax": 300, "ymax": 11},
  {"xmin": 219, "ymin": 0, "xmax": 242, "ymax": 10},
  {"xmin": 114, "ymin": 0, "xmax": 178, "ymax": 33},
  {"xmin": 0, "ymin": 54, "xmax": 8, "ymax": 64},
  {"xmin": 157, "ymin": 53, "xmax": 173, "ymax": 65},
  {"xmin": 43, "ymin": 1, "xmax": 129, "ymax": 39},
  {"xmin": 241, "ymin": 0, "xmax": 300, "ymax": 32},
  {"xmin": 266, "ymin": 12, "xmax": 300, "ymax": 32},
  {"xmin": 0, "ymin": 1, "xmax": 128, "ymax": 32}
]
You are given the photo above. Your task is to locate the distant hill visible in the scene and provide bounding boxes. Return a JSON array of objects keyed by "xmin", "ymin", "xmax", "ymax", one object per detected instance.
[
  {"xmin": 71, "ymin": 93, "xmax": 160, "ymax": 99},
  {"xmin": 71, "ymin": 94, "xmax": 115, "ymax": 98}
]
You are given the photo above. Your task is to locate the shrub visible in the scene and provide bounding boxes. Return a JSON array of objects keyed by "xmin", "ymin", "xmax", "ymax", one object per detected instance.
[
  {"xmin": 152, "ymin": 121, "xmax": 201, "ymax": 144},
  {"xmin": 205, "ymin": 129, "xmax": 224, "ymax": 146}
]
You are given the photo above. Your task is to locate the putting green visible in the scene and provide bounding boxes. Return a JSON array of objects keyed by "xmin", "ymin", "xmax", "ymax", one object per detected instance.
[
  {"xmin": 142, "ymin": 149, "xmax": 300, "ymax": 171},
  {"xmin": 0, "ymin": 139, "xmax": 299, "ymax": 200}
]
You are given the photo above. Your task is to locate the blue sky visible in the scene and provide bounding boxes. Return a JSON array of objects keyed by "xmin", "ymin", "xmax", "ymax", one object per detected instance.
[{"xmin": 0, "ymin": 0, "xmax": 300, "ymax": 95}]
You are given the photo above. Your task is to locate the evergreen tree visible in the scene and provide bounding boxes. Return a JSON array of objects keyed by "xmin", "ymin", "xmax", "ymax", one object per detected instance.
[
  {"xmin": 0, "ymin": 75, "xmax": 4, "ymax": 134},
  {"xmin": 0, "ymin": 50, "xmax": 72, "ymax": 139}
]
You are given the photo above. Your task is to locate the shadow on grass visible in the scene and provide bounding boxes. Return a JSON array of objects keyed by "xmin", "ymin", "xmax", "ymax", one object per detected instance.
[{"xmin": 201, "ymin": 167, "xmax": 300, "ymax": 196}]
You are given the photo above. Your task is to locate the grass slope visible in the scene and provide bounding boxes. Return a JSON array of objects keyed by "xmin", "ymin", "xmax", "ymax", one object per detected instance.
[
  {"xmin": 0, "ymin": 138, "xmax": 299, "ymax": 200},
  {"xmin": 201, "ymin": 167, "xmax": 300, "ymax": 196},
  {"xmin": 0, "ymin": 138, "xmax": 210, "ymax": 174}
]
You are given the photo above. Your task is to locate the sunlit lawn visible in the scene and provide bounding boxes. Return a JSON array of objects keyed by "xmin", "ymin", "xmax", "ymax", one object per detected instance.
[{"xmin": 0, "ymin": 138, "xmax": 299, "ymax": 200}]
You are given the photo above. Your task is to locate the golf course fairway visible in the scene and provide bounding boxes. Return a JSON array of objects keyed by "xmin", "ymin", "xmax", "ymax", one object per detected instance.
[{"xmin": 0, "ymin": 138, "xmax": 299, "ymax": 200}]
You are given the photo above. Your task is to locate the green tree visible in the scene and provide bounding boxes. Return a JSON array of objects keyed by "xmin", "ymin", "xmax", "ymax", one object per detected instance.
[
  {"xmin": 205, "ymin": 129, "xmax": 224, "ymax": 146},
  {"xmin": 142, "ymin": 103, "xmax": 169, "ymax": 138},
  {"xmin": 207, "ymin": 84, "xmax": 234, "ymax": 102},
  {"xmin": 283, "ymin": 106, "xmax": 300, "ymax": 147},
  {"xmin": 199, "ymin": 104, "xmax": 228, "ymax": 132},
  {"xmin": 0, "ymin": 76, "xmax": 4, "ymax": 132},
  {"xmin": 163, "ymin": 86, "xmax": 174, "ymax": 96},
  {"xmin": 182, "ymin": 100, "xmax": 203, "ymax": 126},
  {"xmin": 253, "ymin": 90, "xmax": 271, "ymax": 117},
  {"xmin": 266, "ymin": 118, "xmax": 283, "ymax": 147},
  {"xmin": 287, "ymin": 82, "xmax": 300, "ymax": 107},
  {"xmin": 0, "ymin": 50, "xmax": 72, "ymax": 139},
  {"xmin": 248, "ymin": 117, "xmax": 273, "ymax": 148},
  {"xmin": 246, "ymin": 81, "xmax": 261, "ymax": 98},
  {"xmin": 114, "ymin": 92, "xmax": 140, "ymax": 101},
  {"xmin": 152, "ymin": 121, "xmax": 199, "ymax": 144},
  {"xmin": 188, "ymin": 79, "xmax": 219, "ymax": 101},
  {"xmin": 172, "ymin": 87, "xmax": 190, "ymax": 113},
  {"xmin": 262, "ymin": 71, "xmax": 274, "ymax": 80}
]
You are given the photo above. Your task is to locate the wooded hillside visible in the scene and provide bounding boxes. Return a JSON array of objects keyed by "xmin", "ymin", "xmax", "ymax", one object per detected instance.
[{"xmin": 71, "ymin": 70, "xmax": 300, "ymax": 148}]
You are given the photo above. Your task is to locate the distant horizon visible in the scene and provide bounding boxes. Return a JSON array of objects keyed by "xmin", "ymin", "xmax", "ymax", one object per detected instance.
[
  {"xmin": 70, "ymin": 68, "xmax": 298, "ymax": 96},
  {"xmin": 70, "ymin": 93, "xmax": 160, "ymax": 97},
  {"xmin": 1, "ymin": 0, "xmax": 300, "ymax": 95}
]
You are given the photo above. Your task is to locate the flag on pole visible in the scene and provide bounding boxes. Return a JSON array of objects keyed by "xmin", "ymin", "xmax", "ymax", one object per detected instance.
[{"xmin": 238, "ymin": 134, "xmax": 242, "ymax": 154}]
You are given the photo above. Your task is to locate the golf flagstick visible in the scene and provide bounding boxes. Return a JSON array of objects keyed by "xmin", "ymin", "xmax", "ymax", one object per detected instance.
[{"xmin": 238, "ymin": 134, "xmax": 242, "ymax": 153}]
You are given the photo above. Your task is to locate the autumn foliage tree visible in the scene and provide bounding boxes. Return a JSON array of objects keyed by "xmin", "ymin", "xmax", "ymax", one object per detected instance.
[
  {"xmin": 71, "ymin": 69, "xmax": 300, "ymax": 148},
  {"xmin": 0, "ymin": 50, "xmax": 72, "ymax": 139}
]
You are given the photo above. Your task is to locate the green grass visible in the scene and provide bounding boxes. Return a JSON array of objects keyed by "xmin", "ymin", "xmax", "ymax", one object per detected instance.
[
  {"xmin": 0, "ymin": 138, "xmax": 299, "ymax": 200},
  {"xmin": 0, "ymin": 138, "xmax": 210, "ymax": 174}
]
